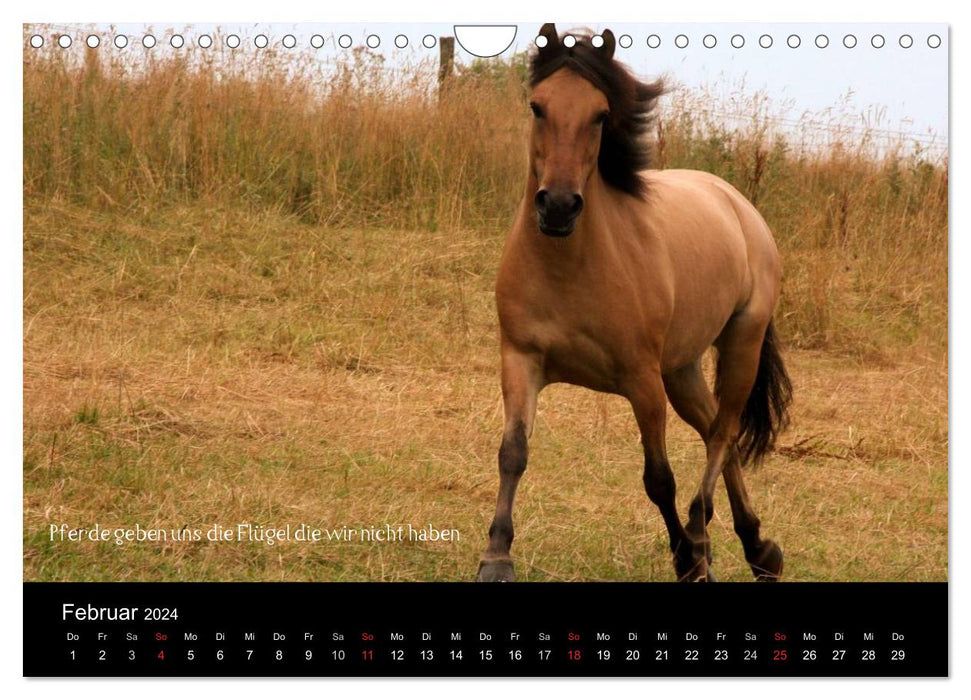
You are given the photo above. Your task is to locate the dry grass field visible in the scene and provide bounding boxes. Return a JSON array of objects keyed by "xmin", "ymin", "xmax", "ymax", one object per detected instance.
[{"xmin": 23, "ymin": 32, "xmax": 947, "ymax": 582}]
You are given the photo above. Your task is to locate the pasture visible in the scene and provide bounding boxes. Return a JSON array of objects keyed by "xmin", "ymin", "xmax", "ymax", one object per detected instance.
[{"xmin": 23, "ymin": 36, "xmax": 947, "ymax": 581}]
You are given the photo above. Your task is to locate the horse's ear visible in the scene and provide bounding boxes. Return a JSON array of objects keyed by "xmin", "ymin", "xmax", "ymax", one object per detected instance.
[
  {"xmin": 538, "ymin": 23, "xmax": 559, "ymax": 49},
  {"xmin": 601, "ymin": 29, "xmax": 616, "ymax": 60}
]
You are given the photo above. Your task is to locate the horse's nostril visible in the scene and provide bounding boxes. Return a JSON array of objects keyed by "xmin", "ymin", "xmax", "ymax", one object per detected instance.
[
  {"xmin": 534, "ymin": 189, "xmax": 550, "ymax": 211},
  {"xmin": 571, "ymin": 194, "xmax": 584, "ymax": 216}
]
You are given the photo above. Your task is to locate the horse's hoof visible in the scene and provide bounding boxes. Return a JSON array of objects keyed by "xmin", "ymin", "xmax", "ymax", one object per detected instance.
[
  {"xmin": 477, "ymin": 558, "xmax": 516, "ymax": 582},
  {"xmin": 674, "ymin": 538, "xmax": 715, "ymax": 582},
  {"xmin": 687, "ymin": 566, "xmax": 717, "ymax": 582},
  {"xmin": 675, "ymin": 555, "xmax": 715, "ymax": 582},
  {"xmin": 750, "ymin": 539, "xmax": 783, "ymax": 581}
]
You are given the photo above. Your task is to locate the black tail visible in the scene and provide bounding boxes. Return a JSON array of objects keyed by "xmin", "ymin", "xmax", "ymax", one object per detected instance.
[{"xmin": 737, "ymin": 320, "xmax": 793, "ymax": 466}]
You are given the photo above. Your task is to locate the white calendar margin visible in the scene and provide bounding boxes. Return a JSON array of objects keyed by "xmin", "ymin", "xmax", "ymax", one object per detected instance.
[{"xmin": 3, "ymin": 0, "xmax": 962, "ymax": 698}]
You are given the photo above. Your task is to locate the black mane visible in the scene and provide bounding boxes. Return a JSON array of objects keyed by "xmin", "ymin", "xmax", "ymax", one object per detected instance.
[{"xmin": 529, "ymin": 25, "xmax": 665, "ymax": 199}]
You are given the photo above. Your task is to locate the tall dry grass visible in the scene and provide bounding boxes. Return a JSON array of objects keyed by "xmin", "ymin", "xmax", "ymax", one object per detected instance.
[
  {"xmin": 23, "ymin": 35, "xmax": 946, "ymax": 357},
  {"xmin": 24, "ymin": 39, "xmax": 527, "ymax": 231}
]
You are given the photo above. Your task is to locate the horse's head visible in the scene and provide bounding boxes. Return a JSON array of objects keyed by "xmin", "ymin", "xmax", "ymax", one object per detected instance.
[{"xmin": 528, "ymin": 23, "xmax": 663, "ymax": 237}]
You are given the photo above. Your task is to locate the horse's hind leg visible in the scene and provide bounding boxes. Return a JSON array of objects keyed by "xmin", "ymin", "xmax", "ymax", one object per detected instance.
[
  {"xmin": 716, "ymin": 312, "xmax": 785, "ymax": 581},
  {"xmin": 664, "ymin": 358, "xmax": 781, "ymax": 581},
  {"xmin": 477, "ymin": 348, "xmax": 542, "ymax": 582},
  {"xmin": 723, "ymin": 460, "xmax": 783, "ymax": 580},
  {"xmin": 668, "ymin": 312, "xmax": 782, "ymax": 580},
  {"xmin": 678, "ymin": 322, "xmax": 763, "ymax": 581}
]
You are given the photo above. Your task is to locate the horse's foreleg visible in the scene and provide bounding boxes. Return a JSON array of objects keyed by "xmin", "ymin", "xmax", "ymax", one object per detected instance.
[
  {"xmin": 663, "ymin": 361, "xmax": 719, "ymax": 581},
  {"xmin": 629, "ymin": 370, "xmax": 693, "ymax": 581},
  {"xmin": 477, "ymin": 349, "xmax": 542, "ymax": 582},
  {"xmin": 683, "ymin": 448, "xmax": 727, "ymax": 582}
]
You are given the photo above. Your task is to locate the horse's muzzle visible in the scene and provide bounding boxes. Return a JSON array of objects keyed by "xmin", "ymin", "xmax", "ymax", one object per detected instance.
[{"xmin": 535, "ymin": 188, "xmax": 583, "ymax": 237}]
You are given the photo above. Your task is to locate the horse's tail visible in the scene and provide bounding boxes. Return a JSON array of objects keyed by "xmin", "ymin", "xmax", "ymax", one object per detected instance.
[{"xmin": 737, "ymin": 319, "xmax": 793, "ymax": 466}]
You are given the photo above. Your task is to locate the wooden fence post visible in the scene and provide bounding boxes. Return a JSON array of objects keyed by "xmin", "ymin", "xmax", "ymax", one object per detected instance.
[{"xmin": 438, "ymin": 36, "xmax": 455, "ymax": 100}]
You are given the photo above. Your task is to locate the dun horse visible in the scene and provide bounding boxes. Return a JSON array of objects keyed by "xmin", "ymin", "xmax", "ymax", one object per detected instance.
[{"xmin": 478, "ymin": 24, "xmax": 793, "ymax": 583}]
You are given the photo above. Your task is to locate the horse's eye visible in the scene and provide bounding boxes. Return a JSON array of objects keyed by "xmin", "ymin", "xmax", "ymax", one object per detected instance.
[
  {"xmin": 530, "ymin": 103, "xmax": 544, "ymax": 118},
  {"xmin": 594, "ymin": 111, "xmax": 609, "ymax": 125}
]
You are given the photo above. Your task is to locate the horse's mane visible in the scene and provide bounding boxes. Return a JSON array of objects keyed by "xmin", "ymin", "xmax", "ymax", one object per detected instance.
[{"xmin": 529, "ymin": 25, "xmax": 665, "ymax": 199}]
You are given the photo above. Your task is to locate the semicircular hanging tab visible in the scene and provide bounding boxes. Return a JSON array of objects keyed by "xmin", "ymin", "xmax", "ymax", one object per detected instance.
[{"xmin": 453, "ymin": 25, "xmax": 518, "ymax": 58}]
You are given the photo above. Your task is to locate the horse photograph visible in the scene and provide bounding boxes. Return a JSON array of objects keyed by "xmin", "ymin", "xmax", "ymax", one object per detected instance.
[
  {"xmin": 480, "ymin": 24, "xmax": 791, "ymax": 583},
  {"xmin": 23, "ymin": 22, "xmax": 946, "ymax": 584}
]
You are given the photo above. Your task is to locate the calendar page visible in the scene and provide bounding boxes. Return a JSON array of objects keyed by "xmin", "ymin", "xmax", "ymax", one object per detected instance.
[{"xmin": 21, "ymin": 19, "xmax": 948, "ymax": 677}]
